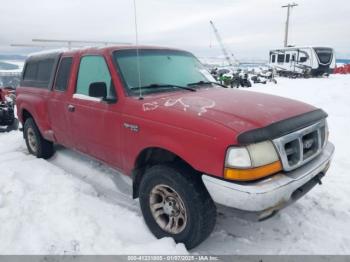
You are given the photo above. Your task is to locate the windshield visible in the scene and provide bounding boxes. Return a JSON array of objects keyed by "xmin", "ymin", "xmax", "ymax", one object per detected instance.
[{"xmin": 113, "ymin": 49, "xmax": 215, "ymax": 95}]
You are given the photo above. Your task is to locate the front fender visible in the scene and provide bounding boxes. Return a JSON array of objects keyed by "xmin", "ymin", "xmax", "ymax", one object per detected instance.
[{"xmin": 123, "ymin": 122, "xmax": 231, "ymax": 179}]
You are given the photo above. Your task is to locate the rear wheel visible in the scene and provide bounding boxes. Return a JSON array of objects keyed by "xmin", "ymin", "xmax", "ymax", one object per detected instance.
[
  {"xmin": 139, "ymin": 164, "xmax": 216, "ymax": 249},
  {"xmin": 24, "ymin": 118, "xmax": 54, "ymax": 159}
]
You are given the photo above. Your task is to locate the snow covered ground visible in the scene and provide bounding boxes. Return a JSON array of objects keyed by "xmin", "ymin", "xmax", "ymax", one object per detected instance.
[{"xmin": 0, "ymin": 75, "xmax": 350, "ymax": 254}]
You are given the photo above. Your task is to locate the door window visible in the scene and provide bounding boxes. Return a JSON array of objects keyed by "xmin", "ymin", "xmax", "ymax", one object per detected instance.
[{"xmin": 76, "ymin": 56, "xmax": 115, "ymax": 98}]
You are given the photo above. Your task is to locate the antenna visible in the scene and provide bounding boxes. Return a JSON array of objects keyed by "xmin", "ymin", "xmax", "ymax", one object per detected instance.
[{"xmin": 133, "ymin": 0, "xmax": 143, "ymax": 100}]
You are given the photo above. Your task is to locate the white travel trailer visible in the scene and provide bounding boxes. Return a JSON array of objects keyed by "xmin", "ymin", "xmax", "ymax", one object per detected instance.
[{"xmin": 269, "ymin": 46, "xmax": 336, "ymax": 77}]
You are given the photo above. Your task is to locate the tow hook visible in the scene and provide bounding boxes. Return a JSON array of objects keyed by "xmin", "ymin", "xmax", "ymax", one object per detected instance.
[{"xmin": 315, "ymin": 173, "xmax": 324, "ymax": 185}]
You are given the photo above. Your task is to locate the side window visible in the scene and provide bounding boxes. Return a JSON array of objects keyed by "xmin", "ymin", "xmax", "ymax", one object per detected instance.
[
  {"xmin": 23, "ymin": 61, "xmax": 38, "ymax": 81},
  {"xmin": 299, "ymin": 55, "xmax": 308, "ymax": 63},
  {"xmin": 285, "ymin": 54, "xmax": 290, "ymax": 63},
  {"xmin": 54, "ymin": 57, "xmax": 73, "ymax": 91},
  {"xmin": 23, "ymin": 59, "xmax": 55, "ymax": 88},
  {"xmin": 271, "ymin": 54, "xmax": 276, "ymax": 63},
  {"xmin": 37, "ymin": 59, "xmax": 54, "ymax": 82},
  {"xmin": 76, "ymin": 56, "xmax": 115, "ymax": 98},
  {"xmin": 292, "ymin": 54, "xmax": 296, "ymax": 62},
  {"xmin": 277, "ymin": 54, "xmax": 285, "ymax": 63},
  {"xmin": 298, "ymin": 51, "xmax": 309, "ymax": 63}
]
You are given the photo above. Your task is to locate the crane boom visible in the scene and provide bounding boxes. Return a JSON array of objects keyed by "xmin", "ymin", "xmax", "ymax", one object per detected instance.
[{"xmin": 209, "ymin": 20, "xmax": 237, "ymax": 66}]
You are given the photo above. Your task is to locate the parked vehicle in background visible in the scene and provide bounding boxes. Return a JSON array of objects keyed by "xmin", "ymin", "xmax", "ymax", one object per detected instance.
[
  {"xmin": 0, "ymin": 86, "xmax": 16, "ymax": 101},
  {"xmin": 269, "ymin": 46, "xmax": 336, "ymax": 77},
  {"xmin": 251, "ymin": 68, "xmax": 277, "ymax": 85},
  {"xmin": 231, "ymin": 71, "xmax": 252, "ymax": 88},
  {"xmin": 16, "ymin": 46, "xmax": 334, "ymax": 249},
  {"xmin": 0, "ymin": 86, "xmax": 18, "ymax": 132},
  {"xmin": 334, "ymin": 64, "xmax": 350, "ymax": 74},
  {"xmin": 211, "ymin": 68, "xmax": 252, "ymax": 88}
]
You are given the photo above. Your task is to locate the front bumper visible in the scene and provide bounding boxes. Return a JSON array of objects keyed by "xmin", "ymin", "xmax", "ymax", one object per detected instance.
[{"xmin": 202, "ymin": 142, "xmax": 334, "ymax": 219}]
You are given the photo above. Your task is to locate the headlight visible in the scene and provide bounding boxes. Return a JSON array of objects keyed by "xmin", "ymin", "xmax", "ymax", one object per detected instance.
[
  {"xmin": 226, "ymin": 147, "xmax": 251, "ymax": 168},
  {"xmin": 224, "ymin": 141, "xmax": 282, "ymax": 181}
]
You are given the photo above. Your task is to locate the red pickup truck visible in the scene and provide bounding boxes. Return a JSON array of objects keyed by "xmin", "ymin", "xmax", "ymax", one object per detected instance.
[{"xmin": 16, "ymin": 46, "xmax": 334, "ymax": 249}]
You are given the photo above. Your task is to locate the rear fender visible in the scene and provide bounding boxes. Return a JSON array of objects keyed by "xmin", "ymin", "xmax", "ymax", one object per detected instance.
[{"xmin": 17, "ymin": 95, "xmax": 53, "ymax": 141}]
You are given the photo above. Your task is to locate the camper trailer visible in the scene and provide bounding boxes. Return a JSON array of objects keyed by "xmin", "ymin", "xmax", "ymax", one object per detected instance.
[{"xmin": 269, "ymin": 47, "xmax": 336, "ymax": 77}]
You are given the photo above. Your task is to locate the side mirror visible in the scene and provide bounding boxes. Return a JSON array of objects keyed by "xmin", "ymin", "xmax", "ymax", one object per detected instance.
[{"xmin": 89, "ymin": 82, "xmax": 107, "ymax": 99}]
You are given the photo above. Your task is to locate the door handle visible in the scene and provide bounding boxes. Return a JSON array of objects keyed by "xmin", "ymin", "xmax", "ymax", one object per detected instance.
[{"xmin": 67, "ymin": 104, "xmax": 75, "ymax": 112}]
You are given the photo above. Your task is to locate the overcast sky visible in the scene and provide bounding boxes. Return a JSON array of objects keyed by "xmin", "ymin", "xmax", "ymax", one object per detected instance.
[{"xmin": 0, "ymin": 0, "xmax": 349, "ymax": 59}]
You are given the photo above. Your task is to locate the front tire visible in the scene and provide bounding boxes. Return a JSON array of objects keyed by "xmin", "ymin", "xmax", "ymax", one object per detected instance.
[
  {"xmin": 24, "ymin": 118, "xmax": 54, "ymax": 159},
  {"xmin": 139, "ymin": 164, "xmax": 216, "ymax": 249}
]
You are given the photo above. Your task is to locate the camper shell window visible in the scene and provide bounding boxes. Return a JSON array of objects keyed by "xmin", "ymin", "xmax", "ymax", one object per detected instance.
[
  {"xmin": 23, "ymin": 61, "xmax": 38, "ymax": 81},
  {"xmin": 21, "ymin": 52, "xmax": 61, "ymax": 88}
]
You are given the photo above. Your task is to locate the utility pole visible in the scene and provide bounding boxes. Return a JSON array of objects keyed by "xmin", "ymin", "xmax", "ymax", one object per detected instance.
[{"xmin": 282, "ymin": 3, "xmax": 298, "ymax": 47}]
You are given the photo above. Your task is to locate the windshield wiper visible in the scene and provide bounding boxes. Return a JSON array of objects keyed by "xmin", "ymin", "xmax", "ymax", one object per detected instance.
[
  {"xmin": 187, "ymin": 81, "xmax": 227, "ymax": 88},
  {"xmin": 131, "ymin": 83, "xmax": 196, "ymax": 92}
]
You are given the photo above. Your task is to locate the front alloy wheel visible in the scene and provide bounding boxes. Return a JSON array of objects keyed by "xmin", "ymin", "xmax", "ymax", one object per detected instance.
[
  {"xmin": 150, "ymin": 184, "xmax": 187, "ymax": 234},
  {"xmin": 139, "ymin": 164, "xmax": 216, "ymax": 249}
]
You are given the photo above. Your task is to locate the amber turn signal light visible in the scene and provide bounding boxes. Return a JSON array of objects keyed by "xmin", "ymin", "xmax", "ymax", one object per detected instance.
[{"xmin": 224, "ymin": 161, "xmax": 283, "ymax": 181}]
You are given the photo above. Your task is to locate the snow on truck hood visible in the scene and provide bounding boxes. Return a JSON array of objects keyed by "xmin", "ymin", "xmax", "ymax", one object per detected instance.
[{"xmin": 141, "ymin": 87, "xmax": 317, "ymax": 135}]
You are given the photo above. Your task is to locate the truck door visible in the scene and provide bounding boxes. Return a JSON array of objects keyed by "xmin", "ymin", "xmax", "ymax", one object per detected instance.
[
  {"xmin": 48, "ymin": 56, "xmax": 74, "ymax": 147},
  {"xmin": 66, "ymin": 55, "xmax": 123, "ymax": 167}
]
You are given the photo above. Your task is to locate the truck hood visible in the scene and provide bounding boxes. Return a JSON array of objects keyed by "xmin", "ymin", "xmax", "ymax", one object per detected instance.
[{"xmin": 142, "ymin": 87, "xmax": 317, "ymax": 136}]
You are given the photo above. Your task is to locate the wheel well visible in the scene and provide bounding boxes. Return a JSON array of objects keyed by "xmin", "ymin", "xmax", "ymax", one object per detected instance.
[
  {"xmin": 22, "ymin": 109, "xmax": 32, "ymax": 123},
  {"xmin": 132, "ymin": 147, "xmax": 197, "ymax": 198}
]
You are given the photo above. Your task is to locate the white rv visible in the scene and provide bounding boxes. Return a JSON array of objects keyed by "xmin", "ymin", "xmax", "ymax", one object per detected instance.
[{"xmin": 269, "ymin": 46, "xmax": 336, "ymax": 77}]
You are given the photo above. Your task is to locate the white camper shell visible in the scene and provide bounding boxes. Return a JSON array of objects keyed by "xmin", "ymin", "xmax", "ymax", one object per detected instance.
[{"xmin": 269, "ymin": 46, "xmax": 336, "ymax": 77}]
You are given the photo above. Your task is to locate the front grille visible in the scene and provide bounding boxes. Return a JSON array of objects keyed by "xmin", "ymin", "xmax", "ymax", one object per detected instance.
[{"xmin": 273, "ymin": 120, "xmax": 327, "ymax": 171}]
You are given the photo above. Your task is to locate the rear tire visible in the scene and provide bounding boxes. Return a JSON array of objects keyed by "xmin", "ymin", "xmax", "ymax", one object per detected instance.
[
  {"xmin": 139, "ymin": 164, "xmax": 216, "ymax": 249},
  {"xmin": 24, "ymin": 118, "xmax": 54, "ymax": 159}
]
